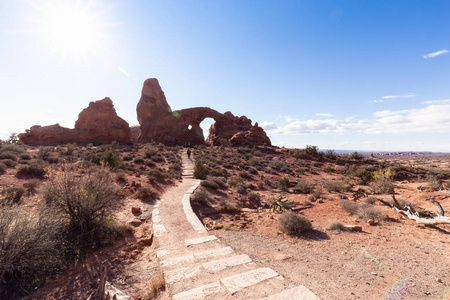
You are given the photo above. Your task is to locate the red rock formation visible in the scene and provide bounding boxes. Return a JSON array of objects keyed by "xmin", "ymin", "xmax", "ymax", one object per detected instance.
[
  {"xmin": 19, "ymin": 98, "xmax": 132, "ymax": 145},
  {"xmin": 136, "ymin": 78, "xmax": 271, "ymax": 146},
  {"xmin": 19, "ymin": 124, "xmax": 76, "ymax": 146},
  {"xmin": 75, "ymin": 97, "xmax": 131, "ymax": 144}
]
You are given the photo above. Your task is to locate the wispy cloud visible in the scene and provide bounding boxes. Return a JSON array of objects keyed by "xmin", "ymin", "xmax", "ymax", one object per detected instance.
[
  {"xmin": 381, "ymin": 93, "xmax": 416, "ymax": 99},
  {"xmin": 263, "ymin": 101, "xmax": 450, "ymax": 136},
  {"xmin": 316, "ymin": 113, "xmax": 333, "ymax": 117},
  {"xmin": 118, "ymin": 66, "xmax": 130, "ymax": 77},
  {"xmin": 369, "ymin": 99, "xmax": 384, "ymax": 103},
  {"xmin": 423, "ymin": 49, "xmax": 449, "ymax": 59}
]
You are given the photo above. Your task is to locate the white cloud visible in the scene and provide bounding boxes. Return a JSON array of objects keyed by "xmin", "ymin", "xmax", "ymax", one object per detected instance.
[
  {"xmin": 421, "ymin": 99, "xmax": 450, "ymax": 105},
  {"xmin": 316, "ymin": 113, "xmax": 333, "ymax": 117},
  {"xmin": 263, "ymin": 101, "xmax": 450, "ymax": 136},
  {"xmin": 423, "ymin": 49, "xmax": 449, "ymax": 59},
  {"xmin": 369, "ymin": 99, "xmax": 384, "ymax": 103},
  {"xmin": 381, "ymin": 93, "xmax": 416, "ymax": 99}
]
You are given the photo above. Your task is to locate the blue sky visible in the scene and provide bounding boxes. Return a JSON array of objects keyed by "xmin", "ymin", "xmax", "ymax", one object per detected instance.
[{"xmin": 1, "ymin": 0, "xmax": 449, "ymax": 151}]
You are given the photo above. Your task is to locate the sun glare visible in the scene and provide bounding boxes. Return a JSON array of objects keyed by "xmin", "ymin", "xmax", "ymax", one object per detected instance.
[{"xmin": 33, "ymin": 1, "xmax": 110, "ymax": 63}]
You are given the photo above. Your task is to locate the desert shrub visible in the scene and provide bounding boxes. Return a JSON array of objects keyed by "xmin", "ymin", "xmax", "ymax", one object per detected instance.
[
  {"xmin": 1, "ymin": 159, "xmax": 16, "ymax": 168},
  {"xmin": 24, "ymin": 179, "xmax": 41, "ymax": 195},
  {"xmin": 134, "ymin": 157, "xmax": 145, "ymax": 164},
  {"xmin": 16, "ymin": 161, "xmax": 47, "ymax": 178},
  {"xmin": 249, "ymin": 157, "xmax": 260, "ymax": 166},
  {"xmin": 143, "ymin": 269, "xmax": 166, "ymax": 300},
  {"xmin": 43, "ymin": 168, "xmax": 121, "ymax": 256},
  {"xmin": 0, "ymin": 205, "xmax": 63, "ymax": 299},
  {"xmin": 278, "ymin": 211, "xmax": 312, "ymax": 235},
  {"xmin": 248, "ymin": 192, "xmax": 261, "ymax": 202},
  {"xmin": 38, "ymin": 146, "xmax": 53, "ymax": 160},
  {"xmin": 45, "ymin": 155, "xmax": 59, "ymax": 164},
  {"xmin": 135, "ymin": 186, "xmax": 156, "ymax": 200},
  {"xmin": 325, "ymin": 150, "xmax": 338, "ymax": 160},
  {"xmin": 0, "ymin": 151, "xmax": 19, "ymax": 161},
  {"xmin": 227, "ymin": 176, "xmax": 243, "ymax": 187},
  {"xmin": 326, "ymin": 220, "xmax": 348, "ymax": 232},
  {"xmin": 235, "ymin": 183, "xmax": 247, "ymax": 194},
  {"xmin": 324, "ymin": 179, "xmax": 352, "ymax": 192},
  {"xmin": 238, "ymin": 170, "xmax": 250, "ymax": 178},
  {"xmin": 305, "ymin": 145, "xmax": 319, "ymax": 156},
  {"xmin": 101, "ymin": 149, "xmax": 122, "ymax": 169},
  {"xmin": 148, "ymin": 168, "xmax": 164, "ymax": 179},
  {"xmin": 289, "ymin": 148, "xmax": 305, "ymax": 159},
  {"xmin": 211, "ymin": 177, "xmax": 227, "ymax": 188},
  {"xmin": 278, "ymin": 177, "xmax": 290, "ymax": 192},
  {"xmin": 19, "ymin": 153, "xmax": 31, "ymax": 160},
  {"xmin": 349, "ymin": 152, "xmax": 365, "ymax": 161},
  {"xmin": 145, "ymin": 160, "xmax": 156, "ymax": 168},
  {"xmin": 371, "ymin": 168, "xmax": 395, "ymax": 194},
  {"xmin": 123, "ymin": 155, "xmax": 133, "ymax": 161},
  {"xmin": 293, "ymin": 180, "xmax": 315, "ymax": 194},
  {"xmin": 359, "ymin": 204, "xmax": 385, "ymax": 222},
  {"xmin": 269, "ymin": 159, "xmax": 288, "ymax": 172},
  {"xmin": 194, "ymin": 161, "xmax": 208, "ymax": 180},
  {"xmin": 364, "ymin": 196, "xmax": 378, "ymax": 205},
  {"xmin": 115, "ymin": 172, "xmax": 127, "ymax": 182},
  {"xmin": 83, "ymin": 152, "xmax": 101, "ymax": 165},
  {"xmin": 1, "ymin": 187, "xmax": 25, "ymax": 206},
  {"xmin": 0, "ymin": 163, "xmax": 6, "ymax": 174},
  {"xmin": 0, "ymin": 143, "xmax": 25, "ymax": 154},
  {"xmin": 339, "ymin": 200, "xmax": 359, "ymax": 215},
  {"xmin": 145, "ymin": 146, "xmax": 158, "ymax": 158},
  {"xmin": 427, "ymin": 175, "xmax": 442, "ymax": 191},
  {"xmin": 248, "ymin": 167, "xmax": 258, "ymax": 174},
  {"xmin": 219, "ymin": 200, "xmax": 239, "ymax": 212},
  {"xmin": 190, "ymin": 188, "xmax": 208, "ymax": 206},
  {"xmin": 201, "ymin": 180, "xmax": 219, "ymax": 190},
  {"xmin": 151, "ymin": 155, "xmax": 165, "ymax": 163}
]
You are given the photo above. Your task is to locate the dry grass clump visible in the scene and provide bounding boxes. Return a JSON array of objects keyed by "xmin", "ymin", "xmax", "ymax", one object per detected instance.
[
  {"xmin": 143, "ymin": 269, "xmax": 166, "ymax": 300},
  {"xmin": 1, "ymin": 187, "xmax": 25, "ymax": 205},
  {"xmin": 339, "ymin": 200, "xmax": 359, "ymax": 215},
  {"xmin": 326, "ymin": 220, "xmax": 348, "ymax": 232},
  {"xmin": 278, "ymin": 211, "xmax": 312, "ymax": 235},
  {"xmin": 135, "ymin": 186, "xmax": 157, "ymax": 200},
  {"xmin": 269, "ymin": 159, "xmax": 288, "ymax": 172},
  {"xmin": 324, "ymin": 179, "xmax": 352, "ymax": 192},
  {"xmin": 0, "ymin": 205, "xmax": 63, "ymax": 299},
  {"xmin": 359, "ymin": 204, "xmax": 385, "ymax": 222},
  {"xmin": 370, "ymin": 168, "xmax": 395, "ymax": 194},
  {"xmin": 293, "ymin": 180, "xmax": 315, "ymax": 194},
  {"xmin": 200, "ymin": 179, "xmax": 220, "ymax": 190},
  {"xmin": 219, "ymin": 200, "xmax": 239, "ymax": 212}
]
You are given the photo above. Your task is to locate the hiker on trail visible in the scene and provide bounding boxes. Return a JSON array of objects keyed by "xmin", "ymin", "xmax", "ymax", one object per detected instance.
[{"xmin": 187, "ymin": 148, "xmax": 191, "ymax": 159}]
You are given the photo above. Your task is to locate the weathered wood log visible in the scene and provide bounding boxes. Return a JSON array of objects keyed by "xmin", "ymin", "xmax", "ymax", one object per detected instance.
[{"xmin": 378, "ymin": 197, "xmax": 450, "ymax": 225}]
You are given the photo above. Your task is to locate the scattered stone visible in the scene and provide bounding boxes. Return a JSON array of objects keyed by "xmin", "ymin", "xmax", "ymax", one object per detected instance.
[
  {"xmin": 268, "ymin": 252, "xmax": 292, "ymax": 261},
  {"xmin": 131, "ymin": 207, "xmax": 141, "ymax": 214},
  {"xmin": 129, "ymin": 218, "xmax": 142, "ymax": 226},
  {"xmin": 344, "ymin": 225, "xmax": 363, "ymax": 232}
]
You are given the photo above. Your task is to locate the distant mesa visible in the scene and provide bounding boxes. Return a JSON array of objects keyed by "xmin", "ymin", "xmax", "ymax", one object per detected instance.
[{"xmin": 19, "ymin": 78, "xmax": 271, "ymax": 147}]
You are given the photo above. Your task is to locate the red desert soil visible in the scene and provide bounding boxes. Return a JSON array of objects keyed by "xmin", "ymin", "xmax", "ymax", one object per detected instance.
[{"xmin": 1, "ymin": 145, "xmax": 449, "ymax": 299}]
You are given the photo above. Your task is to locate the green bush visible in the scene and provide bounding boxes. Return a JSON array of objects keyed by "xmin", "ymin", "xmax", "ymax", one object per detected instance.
[
  {"xmin": 101, "ymin": 149, "xmax": 122, "ymax": 169},
  {"xmin": 194, "ymin": 161, "xmax": 209, "ymax": 180},
  {"xmin": 278, "ymin": 211, "xmax": 312, "ymax": 235},
  {"xmin": 371, "ymin": 168, "xmax": 395, "ymax": 194}
]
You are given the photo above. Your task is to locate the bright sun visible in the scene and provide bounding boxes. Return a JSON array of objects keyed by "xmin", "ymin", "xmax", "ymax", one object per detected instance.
[{"xmin": 34, "ymin": 1, "xmax": 109, "ymax": 63}]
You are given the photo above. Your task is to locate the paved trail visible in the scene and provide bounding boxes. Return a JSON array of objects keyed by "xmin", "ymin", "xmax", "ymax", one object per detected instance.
[{"xmin": 153, "ymin": 151, "xmax": 320, "ymax": 300}]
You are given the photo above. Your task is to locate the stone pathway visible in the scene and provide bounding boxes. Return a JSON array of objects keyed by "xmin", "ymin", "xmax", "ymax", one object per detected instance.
[{"xmin": 153, "ymin": 150, "xmax": 320, "ymax": 299}]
